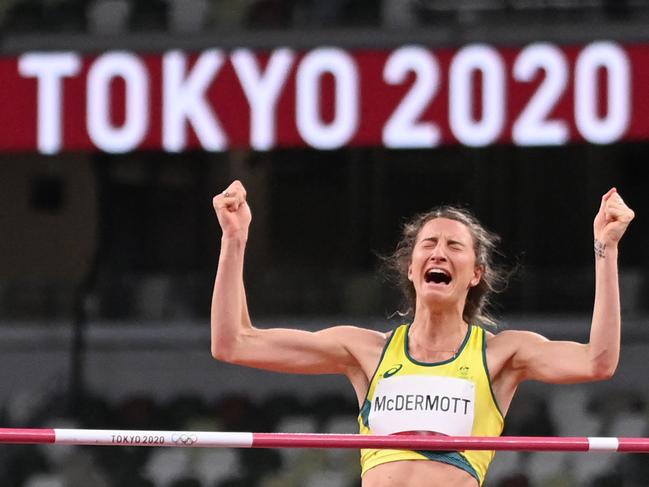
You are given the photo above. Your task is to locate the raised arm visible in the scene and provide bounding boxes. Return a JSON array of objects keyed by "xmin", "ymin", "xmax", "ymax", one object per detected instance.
[
  {"xmin": 210, "ymin": 180, "xmax": 382, "ymax": 377},
  {"xmin": 497, "ymin": 188, "xmax": 635, "ymax": 384},
  {"xmin": 586, "ymin": 187, "xmax": 635, "ymax": 377}
]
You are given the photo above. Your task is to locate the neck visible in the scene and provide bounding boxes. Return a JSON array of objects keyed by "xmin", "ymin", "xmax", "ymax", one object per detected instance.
[
  {"xmin": 408, "ymin": 302, "xmax": 468, "ymax": 358},
  {"xmin": 411, "ymin": 298, "xmax": 467, "ymax": 333}
]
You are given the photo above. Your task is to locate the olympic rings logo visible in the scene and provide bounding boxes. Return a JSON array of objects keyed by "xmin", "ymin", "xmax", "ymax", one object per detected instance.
[{"xmin": 172, "ymin": 434, "xmax": 198, "ymax": 446}]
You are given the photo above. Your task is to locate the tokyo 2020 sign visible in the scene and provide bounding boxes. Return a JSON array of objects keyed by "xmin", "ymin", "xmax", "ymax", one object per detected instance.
[{"xmin": 1, "ymin": 41, "xmax": 646, "ymax": 153}]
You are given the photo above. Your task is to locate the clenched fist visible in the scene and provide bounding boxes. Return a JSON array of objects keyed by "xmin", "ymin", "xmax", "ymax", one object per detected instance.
[
  {"xmin": 213, "ymin": 180, "xmax": 252, "ymax": 239},
  {"xmin": 593, "ymin": 188, "xmax": 634, "ymax": 247}
]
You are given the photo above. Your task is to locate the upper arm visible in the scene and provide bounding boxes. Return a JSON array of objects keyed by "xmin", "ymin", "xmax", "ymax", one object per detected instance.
[
  {"xmin": 213, "ymin": 324, "xmax": 385, "ymax": 376},
  {"xmin": 496, "ymin": 330, "xmax": 602, "ymax": 384}
]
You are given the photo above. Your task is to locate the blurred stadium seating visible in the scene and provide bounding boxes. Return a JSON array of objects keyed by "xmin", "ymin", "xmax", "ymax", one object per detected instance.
[{"xmin": 2, "ymin": 0, "xmax": 649, "ymax": 34}]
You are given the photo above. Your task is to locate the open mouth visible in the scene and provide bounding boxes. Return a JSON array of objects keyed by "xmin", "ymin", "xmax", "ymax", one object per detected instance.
[{"xmin": 424, "ymin": 268, "xmax": 452, "ymax": 285}]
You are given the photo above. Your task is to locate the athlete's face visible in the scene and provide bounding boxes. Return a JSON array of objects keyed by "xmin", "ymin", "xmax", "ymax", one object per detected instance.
[{"xmin": 407, "ymin": 218, "xmax": 483, "ymax": 305}]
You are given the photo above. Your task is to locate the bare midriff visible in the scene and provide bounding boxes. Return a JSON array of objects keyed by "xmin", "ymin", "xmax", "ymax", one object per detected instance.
[{"xmin": 362, "ymin": 460, "xmax": 479, "ymax": 487}]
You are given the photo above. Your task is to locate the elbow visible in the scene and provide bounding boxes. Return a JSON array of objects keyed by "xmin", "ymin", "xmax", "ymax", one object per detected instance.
[
  {"xmin": 211, "ymin": 335, "xmax": 238, "ymax": 363},
  {"xmin": 587, "ymin": 345, "xmax": 619, "ymax": 381},
  {"xmin": 211, "ymin": 342, "xmax": 240, "ymax": 364},
  {"xmin": 211, "ymin": 344, "xmax": 229, "ymax": 362},
  {"xmin": 211, "ymin": 329, "xmax": 249, "ymax": 364},
  {"xmin": 590, "ymin": 361, "xmax": 617, "ymax": 381}
]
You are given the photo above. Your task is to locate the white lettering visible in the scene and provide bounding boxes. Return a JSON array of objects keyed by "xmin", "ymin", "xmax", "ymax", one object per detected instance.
[
  {"xmin": 449, "ymin": 44, "xmax": 505, "ymax": 147},
  {"xmin": 163, "ymin": 50, "xmax": 227, "ymax": 152},
  {"xmin": 18, "ymin": 52, "xmax": 82, "ymax": 154},
  {"xmin": 575, "ymin": 41, "xmax": 630, "ymax": 144},
  {"xmin": 231, "ymin": 48, "xmax": 294, "ymax": 151},
  {"xmin": 87, "ymin": 51, "xmax": 149, "ymax": 153},
  {"xmin": 296, "ymin": 48, "xmax": 359, "ymax": 149},
  {"xmin": 383, "ymin": 45, "xmax": 441, "ymax": 148},
  {"xmin": 512, "ymin": 43, "xmax": 569, "ymax": 146}
]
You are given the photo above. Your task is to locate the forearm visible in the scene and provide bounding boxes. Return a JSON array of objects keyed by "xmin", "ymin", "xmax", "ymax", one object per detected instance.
[
  {"xmin": 512, "ymin": 189, "xmax": 632, "ymax": 384},
  {"xmin": 241, "ymin": 284, "xmax": 253, "ymax": 328},
  {"xmin": 211, "ymin": 235, "xmax": 251, "ymax": 359},
  {"xmin": 588, "ymin": 243, "xmax": 620, "ymax": 378}
]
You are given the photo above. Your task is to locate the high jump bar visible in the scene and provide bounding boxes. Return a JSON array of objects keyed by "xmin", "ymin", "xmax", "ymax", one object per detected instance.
[{"xmin": 1, "ymin": 429, "xmax": 648, "ymax": 452}]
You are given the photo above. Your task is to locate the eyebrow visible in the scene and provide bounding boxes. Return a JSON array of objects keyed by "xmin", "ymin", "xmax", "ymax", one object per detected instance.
[
  {"xmin": 418, "ymin": 236, "xmax": 467, "ymax": 246},
  {"xmin": 418, "ymin": 236, "xmax": 439, "ymax": 244}
]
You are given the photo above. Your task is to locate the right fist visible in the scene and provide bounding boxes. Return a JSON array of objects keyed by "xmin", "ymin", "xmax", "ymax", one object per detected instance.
[
  {"xmin": 213, "ymin": 180, "xmax": 252, "ymax": 239},
  {"xmin": 593, "ymin": 187, "xmax": 634, "ymax": 247}
]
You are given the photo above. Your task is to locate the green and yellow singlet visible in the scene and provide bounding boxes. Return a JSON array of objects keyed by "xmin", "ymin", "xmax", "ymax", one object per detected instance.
[{"xmin": 358, "ymin": 324, "xmax": 504, "ymax": 485}]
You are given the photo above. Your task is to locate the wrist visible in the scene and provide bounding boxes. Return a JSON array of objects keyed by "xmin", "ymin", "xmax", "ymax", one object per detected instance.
[
  {"xmin": 594, "ymin": 239, "xmax": 618, "ymax": 259},
  {"xmin": 221, "ymin": 232, "xmax": 248, "ymax": 246}
]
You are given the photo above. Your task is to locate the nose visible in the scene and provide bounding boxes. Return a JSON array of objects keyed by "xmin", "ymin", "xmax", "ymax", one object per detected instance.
[{"xmin": 428, "ymin": 245, "xmax": 447, "ymax": 262}]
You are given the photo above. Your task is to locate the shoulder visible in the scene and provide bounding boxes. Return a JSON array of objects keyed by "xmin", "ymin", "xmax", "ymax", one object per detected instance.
[
  {"xmin": 487, "ymin": 329, "xmax": 549, "ymax": 356},
  {"xmin": 484, "ymin": 329, "xmax": 552, "ymax": 385},
  {"xmin": 489, "ymin": 328, "xmax": 548, "ymax": 342},
  {"xmin": 318, "ymin": 325, "xmax": 390, "ymax": 348},
  {"xmin": 319, "ymin": 325, "xmax": 392, "ymax": 378}
]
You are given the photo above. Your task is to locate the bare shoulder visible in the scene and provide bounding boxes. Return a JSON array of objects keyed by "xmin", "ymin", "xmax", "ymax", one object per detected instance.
[
  {"xmin": 320, "ymin": 325, "xmax": 389, "ymax": 367},
  {"xmin": 319, "ymin": 325, "xmax": 389, "ymax": 351},
  {"xmin": 488, "ymin": 329, "xmax": 548, "ymax": 345},
  {"xmin": 485, "ymin": 329, "xmax": 552, "ymax": 395},
  {"xmin": 487, "ymin": 329, "xmax": 549, "ymax": 356},
  {"xmin": 319, "ymin": 325, "xmax": 390, "ymax": 384}
]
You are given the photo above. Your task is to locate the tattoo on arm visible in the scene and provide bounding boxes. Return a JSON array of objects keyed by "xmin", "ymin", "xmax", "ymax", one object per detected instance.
[{"xmin": 594, "ymin": 240, "xmax": 606, "ymax": 259}]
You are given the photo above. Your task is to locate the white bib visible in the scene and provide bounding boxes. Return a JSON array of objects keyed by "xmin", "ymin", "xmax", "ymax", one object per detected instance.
[{"xmin": 368, "ymin": 375, "xmax": 475, "ymax": 436}]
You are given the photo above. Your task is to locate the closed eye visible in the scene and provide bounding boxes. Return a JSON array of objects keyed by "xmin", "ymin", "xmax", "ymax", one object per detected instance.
[{"xmin": 419, "ymin": 237, "xmax": 438, "ymax": 249}]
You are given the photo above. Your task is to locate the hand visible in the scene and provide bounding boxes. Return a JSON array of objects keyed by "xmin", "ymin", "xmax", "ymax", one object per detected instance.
[
  {"xmin": 593, "ymin": 188, "xmax": 635, "ymax": 247},
  {"xmin": 213, "ymin": 180, "xmax": 252, "ymax": 239}
]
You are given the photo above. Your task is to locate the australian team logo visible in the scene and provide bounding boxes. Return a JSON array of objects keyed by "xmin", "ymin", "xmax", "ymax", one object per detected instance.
[{"xmin": 383, "ymin": 364, "xmax": 403, "ymax": 378}]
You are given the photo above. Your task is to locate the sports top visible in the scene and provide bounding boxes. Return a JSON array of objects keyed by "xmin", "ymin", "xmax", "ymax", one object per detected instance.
[{"xmin": 358, "ymin": 323, "xmax": 504, "ymax": 485}]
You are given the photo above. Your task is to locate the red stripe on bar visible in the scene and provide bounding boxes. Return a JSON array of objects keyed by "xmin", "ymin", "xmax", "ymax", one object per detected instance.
[
  {"xmin": 618, "ymin": 438, "xmax": 649, "ymax": 453},
  {"xmin": 252, "ymin": 434, "xmax": 594, "ymax": 451},
  {"xmin": 0, "ymin": 428, "xmax": 55, "ymax": 444}
]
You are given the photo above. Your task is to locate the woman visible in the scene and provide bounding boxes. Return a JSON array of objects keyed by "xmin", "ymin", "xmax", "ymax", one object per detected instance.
[{"xmin": 210, "ymin": 180, "xmax": 634, "ymax": 487}]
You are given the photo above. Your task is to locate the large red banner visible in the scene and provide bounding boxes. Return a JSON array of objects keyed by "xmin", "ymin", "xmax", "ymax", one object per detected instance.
[{"xmin": 1, "ymin": 41, "xmax": 647, "ymax": 153}]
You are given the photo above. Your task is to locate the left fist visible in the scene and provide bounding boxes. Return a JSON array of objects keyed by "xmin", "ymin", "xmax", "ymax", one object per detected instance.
[{"xmin": 594, "ymin": 188, "xmax": 635, "ymax": 246}]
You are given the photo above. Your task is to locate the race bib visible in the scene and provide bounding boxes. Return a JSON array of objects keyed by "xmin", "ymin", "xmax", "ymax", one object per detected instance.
[{"xmin": 368, "ymin": 375, "xmax": 475, "ymax": 436}]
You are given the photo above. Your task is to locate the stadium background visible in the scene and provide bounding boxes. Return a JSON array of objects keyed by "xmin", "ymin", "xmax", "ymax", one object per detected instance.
[{"xmin": 1, "ymin": 1, "xmax": 649, "ymax": 486}]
